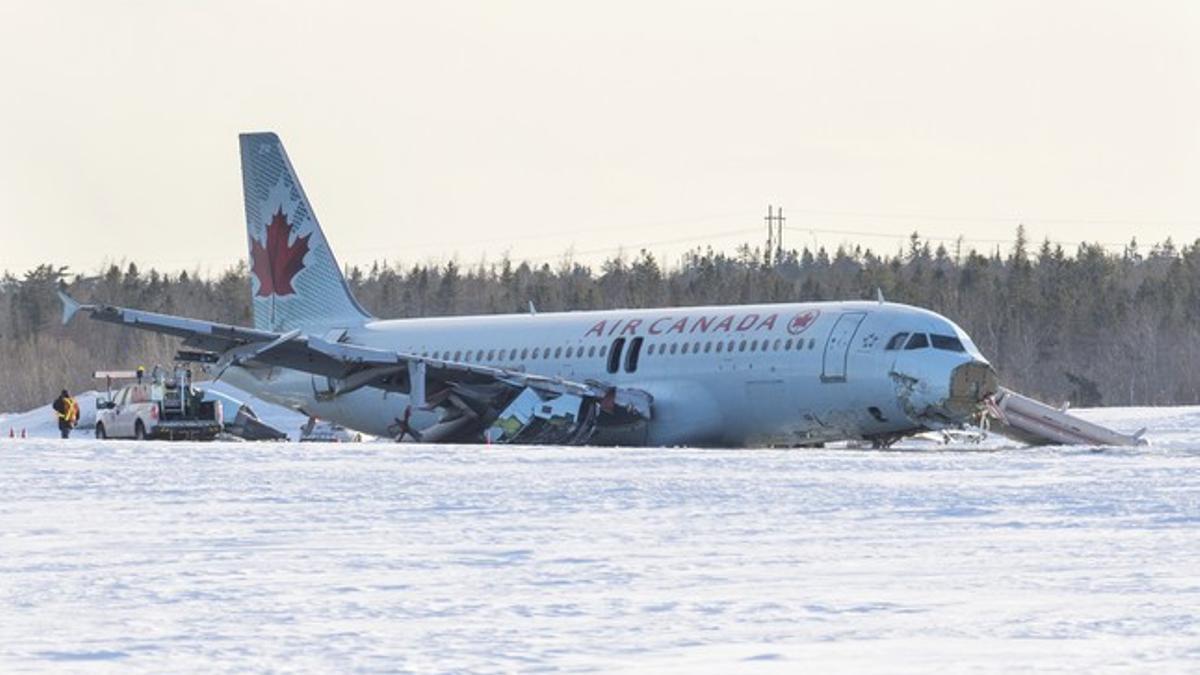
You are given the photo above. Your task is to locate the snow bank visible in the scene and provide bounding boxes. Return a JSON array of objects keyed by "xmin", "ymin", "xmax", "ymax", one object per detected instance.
[{"xmin": 0, "ymin": 391, "xmax": 100, "ymax": 438}]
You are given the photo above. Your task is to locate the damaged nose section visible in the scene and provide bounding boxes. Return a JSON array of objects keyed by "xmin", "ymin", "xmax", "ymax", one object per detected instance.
[
  {"xmin": 892, "ymin": 359, "xmax": 999, "ymax": 429},
  {"xmin": 946, "ymin": 360, "xmax": 999, "ymax": 420}
]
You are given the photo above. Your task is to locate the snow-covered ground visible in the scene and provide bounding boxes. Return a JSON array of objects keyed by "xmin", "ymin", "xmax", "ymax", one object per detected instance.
[{"xmin": 1, "ymin": 408, "xmax": 1198, "ymax": 672}]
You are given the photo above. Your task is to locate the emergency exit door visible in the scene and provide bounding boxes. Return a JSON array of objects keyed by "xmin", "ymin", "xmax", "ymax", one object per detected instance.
[{"xmin": 821, "ymin": 312, "xmax": 866, "ymax": 382}]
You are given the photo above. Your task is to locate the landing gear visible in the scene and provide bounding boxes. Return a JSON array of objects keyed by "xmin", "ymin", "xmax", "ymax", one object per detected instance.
[{"xmin": 868, "ymin": 433, "xmax": 904, "ymax": 449}]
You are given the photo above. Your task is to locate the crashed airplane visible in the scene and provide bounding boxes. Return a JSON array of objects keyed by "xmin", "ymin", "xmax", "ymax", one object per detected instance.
[{"xmin": 59, "ymin": 133, "xmax": 1141, "ymax": 447}]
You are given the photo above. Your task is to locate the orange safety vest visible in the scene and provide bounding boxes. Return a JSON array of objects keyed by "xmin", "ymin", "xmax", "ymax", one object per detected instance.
[{"xmin": 57, "ymin": 397, "xmax": 79, "ymax": 424}]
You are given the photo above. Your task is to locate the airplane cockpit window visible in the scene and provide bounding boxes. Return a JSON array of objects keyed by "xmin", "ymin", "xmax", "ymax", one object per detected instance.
[
  {"xmin": 904, "ymin": 333, "xmax": 929, "ymax": 350},
  {"xmin": 930, "ymin": 334, "xmax": 966, "ymax": 352},
  {"xmin": 885, "ymin": 332, "xmax": 909, "ymax": 350}
]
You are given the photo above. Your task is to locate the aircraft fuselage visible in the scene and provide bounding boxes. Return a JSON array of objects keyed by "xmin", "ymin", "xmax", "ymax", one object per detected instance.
[{"xmin": 224, "ymin": 299, "xmax": 997, "ymax": 447}]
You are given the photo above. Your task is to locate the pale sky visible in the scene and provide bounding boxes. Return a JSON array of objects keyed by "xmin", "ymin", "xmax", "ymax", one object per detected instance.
[{"xmin": 1, "ymin": 0, "xmax": 1198, "ymax": 277}]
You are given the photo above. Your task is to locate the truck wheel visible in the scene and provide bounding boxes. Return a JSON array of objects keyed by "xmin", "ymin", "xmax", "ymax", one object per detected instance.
[
  {"xmin": 95, "ymin": 423, "xmax": 107, "ymax": 440},
  {"xmin": 135, "ymin": 420, "xmax": 147, "ymax": 440}
]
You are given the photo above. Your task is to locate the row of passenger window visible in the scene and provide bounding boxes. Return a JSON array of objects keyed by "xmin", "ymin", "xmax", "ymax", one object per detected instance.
[
  {"xmin": 415, "ymin": 335, "xmax": 820, "ymax": 365},
  {"xmin": 884, "ymin": 332, "xmax": 966, "ymax": 352},
  {"xmin": 646, "ymin": 336, "xmax": 817, "ymax": 356},
  {"xmin": 419, "ymin": 345, "xmax": 607, "ymax": 363}
]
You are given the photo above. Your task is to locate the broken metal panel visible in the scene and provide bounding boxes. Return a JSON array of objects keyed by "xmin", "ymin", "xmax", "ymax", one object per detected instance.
[
  {"xmin": 610, "ymin": 388, "xmax": 653, "ymax": 420},
  {"xmin": 487, "ymin": 387, "xmax": 597, "ymax": 445},
  {"xmin": 989, "ymin": 388, "xmax": 1146, "ymax": 447}
]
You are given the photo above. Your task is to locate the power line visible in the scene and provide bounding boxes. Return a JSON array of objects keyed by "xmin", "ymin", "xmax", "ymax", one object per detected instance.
[
  {"xmin": 781, "ymin": 206, "xmax": 1200, "ymax": 228},
  {"xmin": 782, "ymin": 225, "xmax": 1134, "ymax": 251}
]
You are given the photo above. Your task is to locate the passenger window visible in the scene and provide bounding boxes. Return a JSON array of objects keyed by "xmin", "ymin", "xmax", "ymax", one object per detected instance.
[
  {"xmin": 773, "ymin": 338, "xmax": 781, "ymax": 351},
  {"xmin": 704, "ymin": 342, "xmax": 712, "ymax": 353},
  {"xmin": 739, "ymin": 340, "xmax": 747, "ymax": 352},
  {"xmin": 647, "ymin": 344, "xmax": 655, "ymax": 355},
  {"xmin": 669, "ymin": 343, "xmax": 677, "ymax": 354},
  {"xmin": 749, "ymin": 340, "xmax": 757, "ymax": 352},
  {"xmin": 520, "ymin": 348, "xmax": 528, "ymax": 359},
  {"xmin": 808, "ymin": 338, "xmax": 815, "ymax": 349},
  {"xmin": 716, "ymin": 341, "xmax": 724, "ymax": 353},
  {"xmin": 886, "ymin": 332, "xmax": 909, "ymax": 350},
  {"xmin": 931, "ymin": 334, "xmax": 966, "ymax": 352},
  {"xmin": 454, "ymin": 350, "xmax": 462, "ymax": 361},
  {"xmin": 598, "ymin": 345, "xmax": 606, "ymax": 357},
  {"xmin": 682, "ymin": 343, "xmax": 690, "ymax": 354},
  {"xmin": 624, "ymin": 337, "xmax": 644, "ymax": 372},
  {"xmin": 905, "ymin": 333, "xmax": 929, "ymax": 350},
  {"xmin": 607, "ymin": 337, "xmax": 625, "ymax": 374},
  {"xmin": 554, "ymin": 347, "xmax": 562, "ymax": 358}
]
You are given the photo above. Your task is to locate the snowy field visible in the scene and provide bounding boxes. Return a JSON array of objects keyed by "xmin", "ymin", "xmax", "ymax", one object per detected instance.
[{"xmin": 1, "ymin": 408, "xmax": 1198, "ymax": 672}]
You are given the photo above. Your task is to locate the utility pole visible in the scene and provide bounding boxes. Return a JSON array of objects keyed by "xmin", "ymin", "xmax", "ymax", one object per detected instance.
[
  {"xmin": 764, "ymin": 205, "xmax": 786, "ymax": 265},
  {"xmin": 765, "ymin": 205, "xmax": 774, "ymax": 263}
]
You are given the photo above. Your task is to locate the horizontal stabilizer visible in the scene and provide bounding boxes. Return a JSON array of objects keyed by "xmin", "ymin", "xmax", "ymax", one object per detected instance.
[{"xmin": 58, "ymin": 291, "xmax": 83, "ymax": 325}]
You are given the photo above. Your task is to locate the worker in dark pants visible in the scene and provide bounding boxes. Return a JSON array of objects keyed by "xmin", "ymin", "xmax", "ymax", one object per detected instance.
[{"xmin": 52, "ymin": 389, "xmax": 79, "ymax": 439}]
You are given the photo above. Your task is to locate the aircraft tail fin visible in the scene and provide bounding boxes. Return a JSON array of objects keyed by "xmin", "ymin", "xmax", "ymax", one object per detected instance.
[{"xmin": 238, "ymin": 132, "xmax": 372, "ymax": 332}]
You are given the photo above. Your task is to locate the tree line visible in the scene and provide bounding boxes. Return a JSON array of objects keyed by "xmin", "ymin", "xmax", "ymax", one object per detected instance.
[{"xmin": 3, "ymin": 227, "xmax": 1198, "ymax": 413}]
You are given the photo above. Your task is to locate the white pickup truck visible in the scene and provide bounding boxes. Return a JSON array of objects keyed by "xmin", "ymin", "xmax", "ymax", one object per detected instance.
[{"xmin": 95, "ymin": 373, "xmax": 223, "ymax": 441}]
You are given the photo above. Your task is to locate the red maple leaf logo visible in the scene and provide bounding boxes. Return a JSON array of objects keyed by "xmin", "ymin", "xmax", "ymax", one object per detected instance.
[
  {"xmin": 787, "ymin": 310, "xmax": 820, "ymax": 335},
  {"xmin": 250, "ymin": 207, "xmax": 310, "ymax": 297}
]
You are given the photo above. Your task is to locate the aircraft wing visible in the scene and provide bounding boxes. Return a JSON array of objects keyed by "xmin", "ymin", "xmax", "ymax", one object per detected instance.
[{"xmin": 59, "ymin": 292, "xmax": 652, "ymax": 439}]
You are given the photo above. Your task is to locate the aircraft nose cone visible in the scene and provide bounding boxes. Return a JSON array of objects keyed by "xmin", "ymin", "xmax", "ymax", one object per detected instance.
[{"xmin": 946, "ymin": 360, "xmax": 999, "ymax": 418}]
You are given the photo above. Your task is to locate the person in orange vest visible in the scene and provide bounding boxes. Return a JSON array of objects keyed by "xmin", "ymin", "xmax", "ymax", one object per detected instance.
[{"xmin": 52, "ymin": 389, "xmax": 79, "ymax": 439}]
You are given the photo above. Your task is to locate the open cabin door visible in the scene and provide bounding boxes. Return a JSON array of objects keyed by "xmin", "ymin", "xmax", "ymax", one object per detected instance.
[{"xmin": 821, "ymin": 312, "xmax": 866, "ymax": 382}]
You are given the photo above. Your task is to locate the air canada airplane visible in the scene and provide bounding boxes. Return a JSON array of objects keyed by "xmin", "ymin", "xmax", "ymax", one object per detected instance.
[{"xmin": 60, "ymin": 132, "xmax": 1000, "ymax": 447}]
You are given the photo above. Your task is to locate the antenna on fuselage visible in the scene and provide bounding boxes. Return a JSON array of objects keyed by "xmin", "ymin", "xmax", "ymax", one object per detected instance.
[
  {"xmin": 876, "ymin": 288, "xmax": 885, "ymax": 304},
  {"xmin": 528, "ymin": 300, "xmax": 537, "ymax": 316}
]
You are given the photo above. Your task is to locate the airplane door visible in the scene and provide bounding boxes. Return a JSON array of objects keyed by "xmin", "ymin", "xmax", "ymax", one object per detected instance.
[{"xmin": 821, "ymin": 312, "xmax": 867, "ymax": 382}]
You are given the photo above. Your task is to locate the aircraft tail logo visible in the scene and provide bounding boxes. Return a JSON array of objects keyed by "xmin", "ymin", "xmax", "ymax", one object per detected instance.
[
  {"xmin": 250, "ymin": 207, "xmax": 310, "ymax": 297},
  {"xmin": 239, "ymin": 132, "xmax": 371, "ymax": 331}
]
